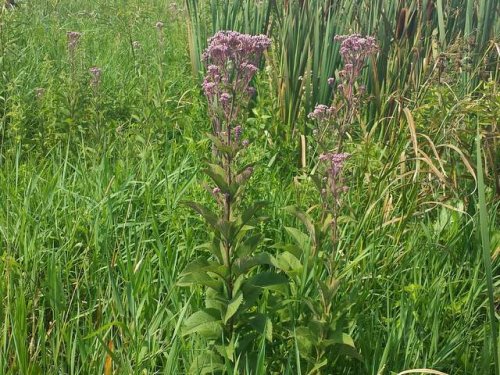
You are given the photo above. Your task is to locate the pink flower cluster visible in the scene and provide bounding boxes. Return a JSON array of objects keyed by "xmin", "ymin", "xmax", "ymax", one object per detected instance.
[
  {"xmin": 334, "ymin": 34, "xmax": 378, "ymax": 103},
  {"xmin": 308, "ymin": 34, "xmax": 378, "ymax": 131},
  {"xmin": 89, "ymin": 67, "xmax": 102, "ymax": 90},
  {"xmin": 67, "ymin": 31, "xmax": 81, "ymax": 54},
  {"xmin": 319, "ymin": 152, "xmax": 350, "ymax": 176},
  {"xmin": 201, "ymin": 31, "xmax": 271, "ymax": 143}
]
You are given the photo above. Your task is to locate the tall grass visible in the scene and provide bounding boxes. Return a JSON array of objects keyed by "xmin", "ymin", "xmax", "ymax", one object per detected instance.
[
  {"xmin": 186, "ymin": 0, "xmax": 500, "ymax": 131},
  {"xmin": 0, "ymin": 0, "xmax": 498, "ymax": 373}
]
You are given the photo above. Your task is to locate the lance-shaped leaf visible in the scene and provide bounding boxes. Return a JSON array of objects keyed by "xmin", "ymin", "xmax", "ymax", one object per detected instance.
[
  {"xmin": 284, "ymin": 226, "xmax": 310, "ymax": 251},
  {"xmin": 224, "ymin": 291, "xmax": 243, "ymax": 323},
  {"xmin": 177, "ymin": 271, "xmax": 223, "ymax": 291},
  {"xmin": 322, "ymin": 330, "xmax": 362, "ymax": 361},
  {"xmin": 248, "ymin": 313, "xmax": 273, "ymax": 342},
  {"xmin": 183, "ymin": 201, "xmax": 220, "ymax": 232},
  {"xmin": 284, "ymin": 206, "xmax": 317, "ymax": 247},
  {"xmin": 235, "ymin": 233, "xmax": 263, "ymax": 258},
  {"xmin": 206, "ymin": 133, "xmax": 235, "ymax": 157},
  {"xmin": 188, "ymin": 353, "xmax": 224, "ymax": 375},
  {"xmin": 203, "ymin": 163, "xmax": 231, "ymax": 194},
  {"xmin": 237, "ymin": 201, "xmax": 266, "ymax": 232},
  {"xmin": 242, "ymin": 271, "xmax": 288, "ymax": 308},
  {"xmin": 182, "ymin": 309, "xmax": 222, "ymax": 339},
  {"xmin": 233, "ymin": 252, "xmax": 275, "ymax": 277},
  {"xmin": 273, "ymin": 251, "xmax": 303, "ymax": 275}
]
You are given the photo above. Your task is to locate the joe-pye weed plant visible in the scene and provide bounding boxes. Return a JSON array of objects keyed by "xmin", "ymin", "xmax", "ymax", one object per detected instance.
[
  {"xmin": 178, "ymin": 31, "xmax": 287, "ymax": 373},
  {"xmin": 277, "ymin": 34, "xmax": 379, "ymax": 373}
]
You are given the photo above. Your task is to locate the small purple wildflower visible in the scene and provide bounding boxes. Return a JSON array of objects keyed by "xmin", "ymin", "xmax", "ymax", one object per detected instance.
[
  {"xmin": 89, "ymin": 67, "xmax": 102, "ymax": 89},
  {"xmin": 320, "ymin": 152, "xmax": 350, "ymax": 176},
  {"xmin": 233, "ymin": 125, "xmax": 242, "ymax": 142},
  {"xmin": 202, "ymin": 31, "xmax": 271, "ymax": 138},
  {"xmin": 67, "ymin": 31, "xmax": 81, "ymax": 51},
  {"xmin": 308, "ymin": 104, "xmax": 332, "ymax": 122}
]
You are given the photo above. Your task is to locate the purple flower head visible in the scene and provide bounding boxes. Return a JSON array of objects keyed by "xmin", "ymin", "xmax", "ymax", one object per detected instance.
[
  {"xmin": 233, "ymin": 125, "xmax": 243, "ymax": 142},
  {"xmin": 320, "ymin": 152, "xmax": 350, "ymax": 175},
  {"xmin": 219, "ymin": 92, "xmax": 231, "ymax": 106},
  {"xmin": 327, "ymin": 77, "xmax": 335, "ymax": 86},
  {"xmin": 89, "ymin": 67, "xmax": 102, "ymax": 89},
  {"xmin": 202, "ymin": 80, "xmax": 217, "ymax": 98},
  {"xmin": 308, "ymin": 104, "xmax": 332, "ymax": 122},
  {"xmin": 212, "ymin": 187, "xmax": 221, "ymax": 195},
  {"xmin": 203, "ymin": 31, "xmax": 271, "ymax": 77},
  {"xmin": 67, "ymin": 31, "xmax": 81, "ymax": 53},
  {"xmin": 334, "ymin": 34, "xmax": 378, "ymax": 77},
  {"xmin": 202, "ymin": 31, "xmax": 271, "ymax": 138}
]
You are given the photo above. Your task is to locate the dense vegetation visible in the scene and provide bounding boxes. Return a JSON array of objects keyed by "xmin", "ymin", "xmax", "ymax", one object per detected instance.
[{"xmin": 0, "ymin": 0, "xmax": 498, "ymax": 374}]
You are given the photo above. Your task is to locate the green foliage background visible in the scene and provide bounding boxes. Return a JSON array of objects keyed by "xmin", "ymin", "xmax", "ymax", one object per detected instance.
[{"xmin": 0, "ymin": 0, "xmax": 498, "ymax": 374}]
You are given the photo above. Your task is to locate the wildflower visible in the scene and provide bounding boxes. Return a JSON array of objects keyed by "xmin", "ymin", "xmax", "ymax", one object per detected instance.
[
  {"xmin": 34, "ymin": 88, "xmax": 45, "ymax": 100},
  {"xmin": 219, "ymin": 92, "xmax": 231, "ymax": 105},
  {"xmin": 319, "ymin": 152, "xmax": 350, "ymax": 176},
  {"xmin": 308, "ymin": 104, "xmax": 332, "ymax": 122},
  {"xmin": 202, "ymin": 31, "xmax": 271, "ymax": 138},
  {"xmin": 155, "ymin": 21, "xmax": 164, "ymax": 30},
  {"xmin": 89, "ymin": 67, "xmax": 102, "ymax": 89},
  {"xmin": 67, "ymin": 31, "xmax": 81, "ymax": 54},
  {"xmin": 132, "ymin": 41, "xmax": 141, "ymax": 50},
  {"xmin": 233, "ymin": 125, "xmax": 242, "ymax": 142}
]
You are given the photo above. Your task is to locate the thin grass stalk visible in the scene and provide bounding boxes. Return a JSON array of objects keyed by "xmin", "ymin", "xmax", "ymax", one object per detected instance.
[{"xmin": 476, "ymin": 126, "xmax": 500, "ymax": 375}]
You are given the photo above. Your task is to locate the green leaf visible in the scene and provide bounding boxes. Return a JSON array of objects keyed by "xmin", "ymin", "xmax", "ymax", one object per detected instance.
[
  {"xmin": 188, "ymin": 353, "xmax": 224, "ymax": 375},
  {"xmin": 248, "ymin": 313, "xmax": 273, "ymax": 342},
  {"xmin": 273, "ymin": 251, "xmax": 303, "ymax": 274},
  {"xmin": 284, "ymin": 206, "xmax": 316, "ymax": 245},
  {"xmin": 295, "ymin": 326, "xmax": 314, "ymax": 356},
  {"xmin": 182, "ymin": 309, "xmax": 222, "ymax": 339},
  {"xmin": 246, "ymin": 271, "xmax": 288, "ymax": 288},
  {"xmin": 236, "ymin": 233, "xmax": 263, "ymax": 257},
  {"xmin": 204, "ymin": 163, "xmax": 230, "ymax": 194},
  {"xmin": 224, "ymin": 291, "xmax": 243, "ymax": 323},
  {"xmin": 177, "ymin": 272, "xmax": 222, "ymax": 291},
  {"xmin": 183, "ymin": 201, "xmax": 220, "ymax": 232},
  {"xmin": 233, "ymin": 252, "xmax": 275, "ymax": 276},
  {"xmin": 239, "ymin": 201, "xmax": 266, "ymax": 228},
  {"xmin": 284, "ymin": 226, "xmax": 311, "ymax": 251}
]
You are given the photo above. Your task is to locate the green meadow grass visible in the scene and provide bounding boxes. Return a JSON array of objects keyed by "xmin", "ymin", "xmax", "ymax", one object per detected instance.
[{"xmin": 0, "ymin": 1, "xmax": 498, "ymax": 374}]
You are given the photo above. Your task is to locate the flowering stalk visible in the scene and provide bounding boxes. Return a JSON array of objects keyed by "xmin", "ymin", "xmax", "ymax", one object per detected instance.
[
  {"xmin": 66, "ymin": 31, "xmax": 82, "ymax": 125},
  {"xmin": 180, "ymin": 31, "xmax": 275, "ymax": 371},
  {"xmin": 309, "ymin": 34, "xmax": 378, "ymax": 248}
]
